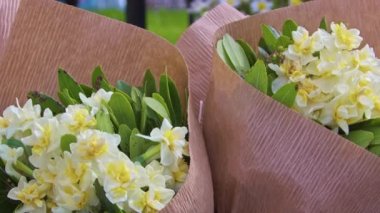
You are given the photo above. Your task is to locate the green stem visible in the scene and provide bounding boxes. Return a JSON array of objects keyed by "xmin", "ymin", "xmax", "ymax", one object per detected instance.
[
  {"xmin": 136, "ymin": 144, "xmax": 161, "ymax": 166},
  {"xmin": 14, "ymin": 160, "xmax": 33, "ymax": 178}
]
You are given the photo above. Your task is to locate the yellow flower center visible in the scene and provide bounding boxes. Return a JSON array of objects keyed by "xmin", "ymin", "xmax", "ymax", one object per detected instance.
[
  {"xmin": 335, "ymin": 24, "xmax": 356, "ymax": 50},
  {"xmin": 258, "ymin": 2, "xmax": 268, "ymax": 11},
  {"xmin": 111, "ymin": 187, "xmax": 128, "ymax": 199},
  {"xmin": 164, "ymin": 130, "xmax": 177, "ymax": 151},
  {"xmin": 0, "ymin": 117, "xmax": 9, "ymax": 128},
  {"xmin": 17, "ymin": 182, "xmax": 46, "ymax": 207},
  {"xmin": 172, "ymin": 159, "xmax": 189, "ymax": 183},
  {"xmin": 79, "ymin": 135, "xmax": 108, "ymax": 160},
  {"xmin": 107, "ymin": 162, "xmax": 131, "ymax": 184},
  {"xmin": 32, "ymin": 125, "xmax": 52, "ymax": 155},
  {"xmin": 70, "ymin": 109, "xmax": 96, "ymax": 133},
  {"xmin": 227, "ymin": 0, "xmax": 236, "ymax": 5},
  {"xmin": 65, "ymin": 161, "xmax": 89, "ymax": 184},
  {"xmin": 290, "ymin": 0, "xmax": 302, "ymax": 6}
]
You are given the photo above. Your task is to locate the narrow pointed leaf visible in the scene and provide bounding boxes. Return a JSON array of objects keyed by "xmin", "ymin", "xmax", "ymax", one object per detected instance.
[
  {"xmin": 58, "ymin": 69, "xmax": 84, "ymax": 102},
  {"xmin": 237, "ymin": 39, "xmax": 257, "ymax": 66},
  {"xmin": 60, "ymin": 134, "xmax": 77, "ymax": 152},
  {"xmin": 261, "ymin": 25, "xmax": 280, "ymax": 52},
  {"xmin": 217, "ymin": 40, "xmax": 235, "ymax": 70},
  {"xmin": 319, "ymin": 17, "xmax": 328, "ymax": 31},
  {"xmin": 108, "ymin": 92, "xmax": 136, "ymax": 130},
  {"xmin": 282, "ymin": 19, "xmax": 298, "ymax": 38},
  {"xmin": 345, "ymin": 130, "xmax": 374, "ymax": 148},
  {"xmin": 272, "ymin": 83, "xmax": 297, "ymax": 107},
  {"xmin": 27, "ymin": 92, "xmax": 65, "ymax": 115},
  {"xmin": 245, "ymin": 60, "xmax": 268, "ymax": 94},
  {"xmin": 143, "ymin": 97, "xmax": 170, "ymax": 121},
  {"xmin": 222, "ymin": 34, "xmax": 250, "ymax": 75},
  {"xmin": 95, "ymin": 110, "xmax": 114, "ymax": 133},
  {"xmin": 143, "ymin": 70, "xmax": 156, "ymax": 97}
]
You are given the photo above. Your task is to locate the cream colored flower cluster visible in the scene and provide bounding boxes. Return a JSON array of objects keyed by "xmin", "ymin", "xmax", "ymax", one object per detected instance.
[
  {"xmin": 269, "ymin": 22, "xmax": 380, "ymax": 134},
  {"xmin": 0, "ymin": 89, "xmax": 189, "ymax": 213}
]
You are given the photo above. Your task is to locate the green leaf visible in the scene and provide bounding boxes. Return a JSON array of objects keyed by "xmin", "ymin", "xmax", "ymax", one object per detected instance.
[
  {"xmin": 222, "ymin": 34, "xmax": 250, "ymax": 75},
  {"xmin": 245, "ymin": 60, "xmax": 268, "ymax": 94},
  {"xmin": 0, "ymin": 164, "xmax": 19, "ymax": 211},
  {"xmin": 369, "ymin": 145, "xmax": 380, "ymax": 156},
  {"xmin": 272, "ymin": 0, "xmax": 287, "ymax": 8},
  {"xmin": 108, "ymin": 92, "xmax": 136, "ymax": 130},
  {"xmin": 360, "ymin": 127, "xmax": 380, "ymax": 145},
  {"xmin": 60, "ymin": 134, "xmax": 77, "ymax": 152},
  {"xmin": 143, "ymin": 97, "xmax": 170, "ymax": 121},
  {"xmin": 5, "ymin": 139, "xmax": 24, "ymax": 149},
  {"xmin": 345, "ymin": 130, "xmax": 374, "ymax": 148},
  {"xmin": 95, "ymin": 110, "xmax": 114, "ymax": 133},
  {"xmin": 143, "ymin": 70, "xmax": 157, "ymax": 97},
  {"xmin": 58, "ymin": 89, "xmax": 79, "ymax": 106},
  {"xmin": 91, "ymin": 66, "xmax": 112, "ymax": 91},
  {"xmin": 276, "ymin": 35, "xmax": 292, "ymax": 49},
  {"xmin": 217, "ymin": 40, "xmax": 235, "ymax": 70},
  {"xmin": 267, "ymin": 71, "xmax": 277, "ymax": 96},
  {"xmin": 130, "ymin": 129, "xmax": 152, "ymax": 161},
  {"xmin": 159, "ymin": 74, "xmax": 183, "ymax": 126},
  {"xmin": 152, "ymin": 93, "xmax": 170, "ymax": 118},
  {"xmin": 27, "ymin": 92, "xmax": 65, "ymax": 115},
  {"xmin": 167, "ymin": 76, "xmax": 183, "ymax": 126},
  {"xmin": 116, "ymin": 80, "xmax": 132, "ymax": 96},
  {"xmin": 350, "ymin": 118, "xmax": 380, "ymax": 131},
  {"xmin": 140, "ymin": 100, "xmax": 148, "ymax": 134},
  {"xmin": 261, "ymin": 25, "xmax": 280, "ymax": 52},
  {"xmin": 282, "ymin": 19, "xmax": 298, "ymax": 38},
  {"xmin": 94, "ymin": 180, "xmax": 123, "ymax": 213},
  {"xmin": 80, "ymin": 84, "xmax": 95, "ymax": 97},
  {"xmin": 119, "ymin": 124, "xmax": 132, "ymax": 155},
  {"xmin": 319, "ymin": 17, "xmax": 328, "ymax": 31},
  {"xmin": 58, "ymin": 69, "xmax": 84, "ymax": 102},
  {"xmin": 272, "ymin": 83, "xmax": 297, "ymax": 107},
  {"xmin": 131, "ymin": 87, "xmax": 143, "ymax": 111},
  {"xmin": 258, "ymin": 46, "xmax": 270, "ymax": 60},
  {"xmin": 236, "ymin": 39, "xmax": 257, "ymax": 66}
]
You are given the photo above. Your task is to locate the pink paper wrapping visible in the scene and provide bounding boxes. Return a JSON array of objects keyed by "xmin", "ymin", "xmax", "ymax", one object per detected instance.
[
  {"xmin": 179, "ymin": 0, "xmax": 380, "ymax": 212},
  {"xmin": 0, "ymin": 0, "xmax": 213, "ymax": 212}
]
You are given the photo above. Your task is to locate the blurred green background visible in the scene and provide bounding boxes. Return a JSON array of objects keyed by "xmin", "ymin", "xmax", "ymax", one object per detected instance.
[{"xmin": 93, "ymin": 9, "xmax": 188, "ymax": 43}]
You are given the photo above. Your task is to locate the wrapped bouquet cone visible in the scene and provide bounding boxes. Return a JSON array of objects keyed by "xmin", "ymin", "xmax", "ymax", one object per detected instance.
[
  {"xmin": 177, "ymin": 4, "xmax": 245, "ymax": 117},
  {"xmin": 0, "ymin": 0, "xmax": 19, "ymax": 59},
  {"xmin": 180, "ymin": 0, "xmax": 380, "ymax": 212},
  {"xmin": 0, "ymin": 0, "xmax": 213, "ymax": 212}
]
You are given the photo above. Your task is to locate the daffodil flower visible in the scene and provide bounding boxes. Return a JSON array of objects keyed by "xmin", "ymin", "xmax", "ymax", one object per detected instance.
[
  {"xmin": 164, "ymin": 158, "xmax": 189, "ymax": 191},
  {"xmin": 98, "ymin": 153, "xmax": 138, "ymax": 205},
  {"xmin": 138, "ymin": 119, "xmax": 188, "ymax": 167},
  {"xmin": 2, "ymin": 99, "xmax": 42, "ymax": 139},
  {"xmin": 70, "ymin": 129, "xmax": 120, "ymax": 163},
  {"xmin": 59, "ymin": 104, "xmax": 97, "ymax": 134},
  {"xmin": 0, "ymin": 144, "xmax": 24, "ymax": 178},
  {"xmin": 128, "ymin": 186, "xmax": 175, "ymax": 213},
  {"xmin": 22, "ymin": 117, "xmax": 62, "ymax": 168},
  {"xmin": 8, "ymin": 176, "xmax": 48, "ymax": 213},
  {"xmin": 53, "ymin": 182, "xmax": 99, "ymax": 212},
  {"xmin": 79, "ymin": 89, "xmax": 113, "ymax": 115},
  {"xmin": 331, "ymin": 22, "xmax": 362, "ymax": 51}
]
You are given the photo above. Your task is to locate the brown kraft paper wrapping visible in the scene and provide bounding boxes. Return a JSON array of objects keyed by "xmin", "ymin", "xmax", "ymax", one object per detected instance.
[
  {"xmin": 0, "ymin": 0, "xmax": 19, "ymax": 60},
  {"xmin": 0, "ymin": 0, "xmax": 213, "ymax": 212},
  {"xmin": 177, "ymin": 4, "xmax": 245, "ymax": 118},
  {"xmin": 183, "ymin": 0, "xmax": 380, "ymax": 212}
]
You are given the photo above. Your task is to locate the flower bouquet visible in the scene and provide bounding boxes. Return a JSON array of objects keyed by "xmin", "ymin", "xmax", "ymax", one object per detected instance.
[
  {"xmin": 179, "ymin": 0, "xmax": 380, "ymax": 211},
  {"xmin": 0, "ymin": 0, "xmax": 213, "ymax": 212}
]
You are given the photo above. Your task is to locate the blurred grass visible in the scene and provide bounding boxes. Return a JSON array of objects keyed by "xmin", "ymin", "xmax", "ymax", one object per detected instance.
[{"xmin": 93, "ymin": 9, "xmax": 188, "ymax": 43}]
